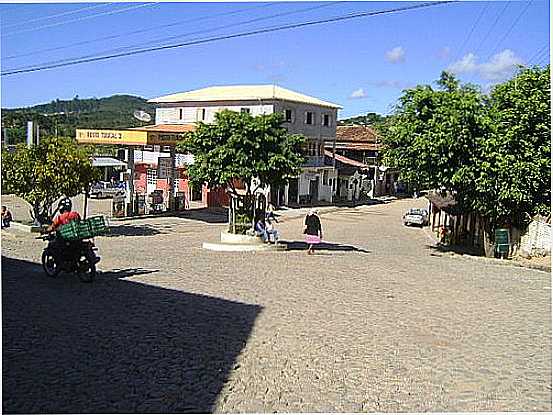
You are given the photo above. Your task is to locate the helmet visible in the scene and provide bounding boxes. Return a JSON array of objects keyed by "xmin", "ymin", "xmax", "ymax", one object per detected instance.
[{"xmin": 58, "ymin": 198, "xmax": 72, "ymax": 214}]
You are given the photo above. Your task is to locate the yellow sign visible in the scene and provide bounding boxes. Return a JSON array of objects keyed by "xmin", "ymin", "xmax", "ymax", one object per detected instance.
[
  {"xmin": 76, "ymin": 129, "xmax": 184, "ymax": 146},
  {"xmin": 77, "ymin": 129, "xmax": 148, "ymax": 145}
]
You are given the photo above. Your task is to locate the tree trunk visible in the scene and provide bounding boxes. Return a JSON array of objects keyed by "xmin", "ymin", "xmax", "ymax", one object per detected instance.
[{"xmin": 481, "ymin": 217, "xmax": 495, "ymax": 258}]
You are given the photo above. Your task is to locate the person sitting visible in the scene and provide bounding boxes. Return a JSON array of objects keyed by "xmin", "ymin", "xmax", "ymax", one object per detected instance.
[
  {"xmin": 1, "ymin": 205, "xmax": 13, "ymax": 228},
  {"xmin": 266, "ymin": 204, "xmax": 279, "ymax": 223},
  {"xmin": 47, "ymin": 198, "xmax": 81, "ymax": 233},
  {"xmin": 254, "ymin": 217, "xmax": 268, "ymax": 242},
  {"xmin": 266, "ymin": 218, "xmax": 279, "ymax": 244}
]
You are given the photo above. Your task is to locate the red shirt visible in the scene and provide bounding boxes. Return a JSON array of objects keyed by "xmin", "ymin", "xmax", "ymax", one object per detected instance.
[{"xmin": 52, "ymin": 211, "xmax": 81, "ymax": 230}]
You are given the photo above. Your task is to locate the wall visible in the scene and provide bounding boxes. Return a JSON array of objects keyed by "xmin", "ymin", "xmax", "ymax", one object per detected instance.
[{"xmin": 520, "ymin": 220, "xmax": 551, "ymax": 256}]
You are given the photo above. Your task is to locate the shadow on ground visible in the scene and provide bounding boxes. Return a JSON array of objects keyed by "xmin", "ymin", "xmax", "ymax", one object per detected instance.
[
  {"xmin": 282, "ymin": 240, "xmax": 371, "ymax": 253},
  {"xmin": 1, "ymin": 256, "xmax": 262, "ymax": 414},
  {"xmin": 426, "ymin": 243, "xmax": 484, "ymax": 257},
  {"xmin": 286, "ymin": 198, "xmax": 389, "ymax": 209},
  {"xmin": 105, "ymin": 224, "xmax": 165, "ymax": 237},
  {"xmin": 99, "ymin": 268, "xmax": 160, "ymax": 279},
  {"xmin": 175, "ymin": 208, "xmax": 228, "ymax": 224}
]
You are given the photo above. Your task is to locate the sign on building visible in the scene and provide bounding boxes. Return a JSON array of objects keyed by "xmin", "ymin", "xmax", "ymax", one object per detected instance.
[{"xmin": 157, "ymin": 157, "xmax": 173, "ymax": 179}]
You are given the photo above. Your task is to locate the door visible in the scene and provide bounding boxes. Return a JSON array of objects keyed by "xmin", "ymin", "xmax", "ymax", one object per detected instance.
[
  {"xmin": 288, "ymin": 178, "xmax": 298, "ymax": 205},
  {"xmin": 310, "ymin": 177, "xmax": 319, "ymax": 203}
]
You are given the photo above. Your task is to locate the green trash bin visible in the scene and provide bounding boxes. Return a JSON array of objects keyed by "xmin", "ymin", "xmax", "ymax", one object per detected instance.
[{"xmin": 494, "ymin": 228, "xmax": 510, "ymax": 257}]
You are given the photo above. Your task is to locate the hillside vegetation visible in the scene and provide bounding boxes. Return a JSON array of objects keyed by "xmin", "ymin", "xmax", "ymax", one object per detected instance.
[{"xmin": 1, "ymin": 95, "xmax": 155, "ymax": 144}]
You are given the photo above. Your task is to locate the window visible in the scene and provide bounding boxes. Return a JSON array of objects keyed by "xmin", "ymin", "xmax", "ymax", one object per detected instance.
[
  {"xmin": 147, "ymin": 169, "xmax": 157, "ymax": 185},
  {"xmin": 197, "ymin": 108, "xmax": 206, "ymax": 121},
  {"xmin": 284, "ymin": 109, "xmax": 293, "ymax": 122},
  {"xmin": 240, "ymin": 107, "xmax": 250, "ymax": 114},
  {"xmin": 323, "ymin": 114, "xmax": 331, "ymax": 127},
  {"xmin": 323, "ymin": 170, "xmax": 328, "ymax": 185},
  {"xmin": 305, "ymin": 111, "xmax": 314, "ymax": 125},
  {"xmin": 179, "ymin": 108, "xmax": 184, "ymax": 120}
]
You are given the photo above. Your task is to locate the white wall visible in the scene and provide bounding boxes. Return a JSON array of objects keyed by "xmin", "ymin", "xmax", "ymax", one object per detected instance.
[{"xmin": 155, "ymin": 101, "xmax": 274, "ymax": 124}]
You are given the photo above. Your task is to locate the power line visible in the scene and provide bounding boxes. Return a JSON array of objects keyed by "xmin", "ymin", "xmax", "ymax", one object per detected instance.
[
  {"xmin": 2, "ymin": 3, "xmax": 111, "ymax": 29},
  {"xmin": 11, "ymin": 1, "xmax": 343, "ymax": 69},
  {"xmin": 1, "ymin": 2, "xmax": 160, "ymax": 38},
  {"xmin": 454, "ymin": 1, "xmax": 489, "ymax": 62},
  {"xmin": 1, "ymin": 1, "xmax": 455, "ymax": 77},
  {"xmin": 486, "ymin": 0, "xmax": 532, "ymax": 60},
  {"xmin": 3, "ymin": 2, "xmax": 277, "ymax": 61},
  {"xmin": 527, "ymin": 44, "xmax": 548, "ymax": 66},
  {"xmin": 473, "ymin": 1, "xmax": 511, "ymax": 58}
]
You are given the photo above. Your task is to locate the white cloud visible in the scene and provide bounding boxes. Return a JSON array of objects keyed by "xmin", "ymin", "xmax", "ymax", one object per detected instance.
[
  {"xmin": 385, "ymin": 46, "xmax": 405, "ymax": 63},
  {"xmin": 349, "ymin": 88, "xmax": 367, "ymax": 99},
  {"xmin": 447, "ymin": 49, "xmax": 524, "ymax": 81}
]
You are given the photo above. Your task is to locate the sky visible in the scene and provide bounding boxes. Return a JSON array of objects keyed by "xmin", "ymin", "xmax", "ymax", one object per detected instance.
[{"xmin": 0, "ymin": 1, "xmax": 550, "ymax": 118}]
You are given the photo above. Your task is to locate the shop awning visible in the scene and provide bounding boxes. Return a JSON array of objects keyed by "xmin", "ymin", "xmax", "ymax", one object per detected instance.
[{"xmin": 91, "ymin": 157, "xmax": 128, "ymax": 168}]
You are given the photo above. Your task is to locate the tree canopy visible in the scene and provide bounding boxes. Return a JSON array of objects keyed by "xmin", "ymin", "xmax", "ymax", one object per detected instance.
[
  {"xmin": 1, "ymin": 136, "xmax": 100, "ymax": 224},
  {"xmin": 381, "ymin": 66, "xmax": 550, "ymax": 237},
  {"xmin": 177, "ymin": 110, "xmax": 306, "ymax": 198}
]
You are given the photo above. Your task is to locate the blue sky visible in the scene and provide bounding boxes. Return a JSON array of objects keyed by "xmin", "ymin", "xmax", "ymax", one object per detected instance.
[{"xmin": 0, "ymin": 1, "xmax": 550, "ymax": 118}]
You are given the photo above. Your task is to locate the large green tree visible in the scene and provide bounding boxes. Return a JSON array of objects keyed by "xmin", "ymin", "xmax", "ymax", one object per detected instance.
[
  {"xmin": 177, "ymin": 110, "xmax": 306, "ymax": 232},
  {"xmin": 2, "ymin": 136, "xmax": 100, "ymax": 224},
  {"xmin": 381, "ymin": 67, "xmax": 550, "ymax": 256}
]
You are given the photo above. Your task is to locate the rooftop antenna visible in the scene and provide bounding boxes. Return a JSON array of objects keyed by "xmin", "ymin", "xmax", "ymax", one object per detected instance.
[{"xmin": 133, "ymin": 110, "xmax": 152, "ymax": 123}]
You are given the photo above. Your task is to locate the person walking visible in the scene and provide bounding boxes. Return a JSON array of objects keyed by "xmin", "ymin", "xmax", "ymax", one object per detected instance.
[{"xmin": 304, "ymin": 209, "xmax": 323, "ymax": 255}]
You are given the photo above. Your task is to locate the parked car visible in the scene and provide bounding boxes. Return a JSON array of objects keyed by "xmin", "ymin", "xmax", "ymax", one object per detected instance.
[
  {"xmin": 403, "ymin": 208, "xmax": 429, "ymax": 226},
  {"xmin": 90, "ymin": 181, "xmax": 125, "ymax": 199}
]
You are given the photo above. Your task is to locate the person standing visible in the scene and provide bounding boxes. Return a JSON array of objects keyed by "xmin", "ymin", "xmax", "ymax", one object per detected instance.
[
  {"xmin": 1, "ymin": 206, "xmax": 13, "ymax": 228},
  {"xmin": 304, "ymin": 209, "xmax": 323, "ymax": 255}
]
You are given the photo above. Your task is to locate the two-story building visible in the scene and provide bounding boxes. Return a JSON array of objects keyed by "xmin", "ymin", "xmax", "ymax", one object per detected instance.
[{"xmin": 148, "ymin": 85, "xmax": 342, "ymax": 206}]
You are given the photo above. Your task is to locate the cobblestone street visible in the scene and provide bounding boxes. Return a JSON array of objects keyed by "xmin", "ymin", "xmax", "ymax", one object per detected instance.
[{"xmin": 2, "ymin": 198, "xmax": 551, "ymax": 413}]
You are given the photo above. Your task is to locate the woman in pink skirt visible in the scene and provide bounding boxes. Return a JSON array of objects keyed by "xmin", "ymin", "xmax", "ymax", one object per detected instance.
[{"xmin": 304, "ymin": 209, "xmax": 323, "ymax": 255}]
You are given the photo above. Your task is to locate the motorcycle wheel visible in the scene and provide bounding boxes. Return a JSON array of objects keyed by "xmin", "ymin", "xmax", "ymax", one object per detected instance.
[
  {"xmin": 42, "ymin": 250, "xmax": 61, "ymax": 278},
  {"xmin": 77, "ymin": 252, "xmax": 96, "ymax": 283}
]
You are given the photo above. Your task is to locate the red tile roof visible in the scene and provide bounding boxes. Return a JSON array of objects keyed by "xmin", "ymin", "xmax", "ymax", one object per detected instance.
[
  {"xmin": 336, "ymin": 125, "xmax": 378, "ymax": 143},
  {"xmin": 324, "ymin": 150, "xmax": 368, "ymax": 168}
]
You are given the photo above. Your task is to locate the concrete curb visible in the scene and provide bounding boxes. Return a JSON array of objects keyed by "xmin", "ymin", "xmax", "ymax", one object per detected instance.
[{"xmin": 7, "ymin": 222, "xmax": 41, "ymax": 233}]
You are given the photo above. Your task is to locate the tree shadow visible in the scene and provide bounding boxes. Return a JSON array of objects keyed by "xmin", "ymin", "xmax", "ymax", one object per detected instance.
[
  {"xmin": 105, "ymin": 224, "xmax": 165, "ymax": 237},
  {"xmin": 282, "ymin": 240, "xmax": 371, "ymax": 253},
  {"xmin": 1, "ymin": 256, "xmax": 262, "ymax": 414},
  {"xmin": 175, "ymin": 207, "xmax": 228, "ymax": 224},
  {"xmin": 425, "ymin": 243, "xmax": 484, "ymax": 257},
  {"xmin": 99, "ymin": 268, "xmax": 160, "ymax": 279},
  {"xmin": 287, "ymin": 198, "xmax": 389, "ymax": 209}
]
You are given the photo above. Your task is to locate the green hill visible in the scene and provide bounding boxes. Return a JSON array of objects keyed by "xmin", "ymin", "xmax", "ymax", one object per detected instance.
[{"xmin": 1, "ymin": 94, "xmax": 155, "ymax": 145}]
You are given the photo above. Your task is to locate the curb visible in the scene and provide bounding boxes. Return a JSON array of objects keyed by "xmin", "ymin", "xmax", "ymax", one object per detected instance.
[{"xmin": 7, "ymin": 222, "xmax": 42, "ymax": 233}]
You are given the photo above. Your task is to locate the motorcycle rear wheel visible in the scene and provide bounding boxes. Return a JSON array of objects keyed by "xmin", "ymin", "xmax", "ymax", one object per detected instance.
[
  {"xmin": 77, "ymin": 252, "xmax": 96, "ymax": 283},
  {"xmin": 41, "ymin": 251, "xmax": 61, "ymax": 278}
]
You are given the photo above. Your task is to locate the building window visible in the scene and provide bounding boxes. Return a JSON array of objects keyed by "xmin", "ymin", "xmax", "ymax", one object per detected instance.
[
  {"xmin": 305, "ymin": 111, "xmax": 314, "ymax": 125},
  {"xmin": 197, "ymin": 108, "xmax": 206, "ymax": 121},
  {"xmin": 323, "ymin": 114, "xmax": 331, "ymax": 127},
  {"xmin": 179, "ymin": 108, "xmax": 184, "ymax": 120},
  {"xmin": 323, "ymin": 170, "xmax": 328, "ymax": 185},
  {"xmin": 147, "ymin": 169, "xmax": 157, "ymax": 185},
  {"xmin": 240, "ymin": 107, "xmax": 250, "ymax": 114},
  {"xmin": 284, "ymin": 109, "xmax": 293, "ymax": 122}
]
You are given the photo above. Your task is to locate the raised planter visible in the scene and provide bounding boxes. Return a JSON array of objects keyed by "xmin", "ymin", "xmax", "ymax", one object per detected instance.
[{"xmin": 202, "ymin": 230, "xmax": 285, "ymax": 252}]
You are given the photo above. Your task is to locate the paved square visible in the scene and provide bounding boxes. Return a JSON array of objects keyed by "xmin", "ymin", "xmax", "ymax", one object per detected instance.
[{"xmin": 2, "ymin": 198, "xmax": 551, "ymax": 412}]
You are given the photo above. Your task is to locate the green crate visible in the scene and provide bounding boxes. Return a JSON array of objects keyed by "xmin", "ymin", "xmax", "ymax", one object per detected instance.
[
  {"xmin": 58, "ymin": 221, "xmax": 79, "ymax": 240},
  {"xmin": 85, "ymin": 216, "xmax": 109, "ymax": 236}
]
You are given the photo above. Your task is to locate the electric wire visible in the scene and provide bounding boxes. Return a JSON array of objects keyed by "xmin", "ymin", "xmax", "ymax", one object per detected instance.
[
  {"xmin": 1, "ymin": 2, "xmax": 159, "ymax": 38},
  {"xmin": 454, "ymin": 1, "xmax": 489, "ymax": 62},
  {"xmin": 2, "ymin": 3, "xmax": 111, "ymax": 29},
  {"xmin": 1, "ymin": 1, "xmax": 456, "ymax": 77},
  {"xmin": 486, "ymin": 0, "xmax": 532, "ymax": 61},
  {"xmin": 10, "ymin": 1, "xmax": 343, "ymax": 69},
  {"xmin": 527, "ymin": 44, "xmax": 548, "ymax": 66},
  {"xmin": 472, "ymin": 0, "xmax": 511, "ymax": 58},
  {"xmin": 3, "ymin": 2, "xmax": 278, "ymax": 61}
]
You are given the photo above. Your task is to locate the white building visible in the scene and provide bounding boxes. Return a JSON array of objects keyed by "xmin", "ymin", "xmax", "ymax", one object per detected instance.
[{"xmin": 148, "ymin": 85, "xmax": 341, "ymax": 206}]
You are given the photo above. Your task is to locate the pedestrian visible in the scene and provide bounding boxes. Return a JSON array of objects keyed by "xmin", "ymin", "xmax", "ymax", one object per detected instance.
[
  {"xmin": 1, "ymin": 205, "xmax": 13, "ymax": 228},
  {"xmin": 266, "ymin": 217, "xmax": 279, "ymax": 244},
  {"xmin": 304, "ymin": 209, "xmax": 323, "ymax": 255},
  {"xmin": 254, "ymin": 216, "xmax": 268, "ymax": 242}
]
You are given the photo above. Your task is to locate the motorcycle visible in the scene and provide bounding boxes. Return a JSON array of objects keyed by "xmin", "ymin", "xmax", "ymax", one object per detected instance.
[{"xmin": 39, "ymin": 232, "xmax": 100, "ymax": 283}]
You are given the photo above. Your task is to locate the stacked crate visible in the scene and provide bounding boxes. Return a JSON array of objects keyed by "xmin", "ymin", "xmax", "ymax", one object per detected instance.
[{"xmin": 58, "ymin": 216, "xmax": 109, "ymax": 240}]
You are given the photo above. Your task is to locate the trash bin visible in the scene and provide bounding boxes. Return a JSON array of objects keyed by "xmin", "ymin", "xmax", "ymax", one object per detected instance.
[{"xmin": 495, "ymin": 228, "xmax": 510, "ymax": 257}]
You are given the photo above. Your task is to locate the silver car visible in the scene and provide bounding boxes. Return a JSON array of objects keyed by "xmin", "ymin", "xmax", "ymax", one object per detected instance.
[
  {"xmin": 90, "ymin": 181, "xmax": 125, "ymax": 199},
  {"xmin": 403, "ymin": 208, "xmax": 429, "ymax": 227}
]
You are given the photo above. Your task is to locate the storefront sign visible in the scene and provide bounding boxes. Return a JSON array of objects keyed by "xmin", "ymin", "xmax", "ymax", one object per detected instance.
[{"xmin": 77, "ymin": 129, "xmax": 148, "ymax": 145}]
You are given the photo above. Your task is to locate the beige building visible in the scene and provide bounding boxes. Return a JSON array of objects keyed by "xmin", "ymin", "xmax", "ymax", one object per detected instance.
[{"xmin": 148, "ymin": 85, "xmax": 341, "ymax": 205}]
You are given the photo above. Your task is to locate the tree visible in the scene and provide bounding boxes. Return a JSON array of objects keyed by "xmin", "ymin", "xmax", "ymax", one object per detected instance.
[
  {"xmin": 1, "ymin": 136, "xmax": 100, "ymax": 224},
  {"xmin": 177, "ymin": 110, "xmax": 306, "ymax": 233},
  {"xmin": 381, "ymin": 67, "xmax": 550, "ymax": 256},
  {"xmin": 380, "ymin": 71, "xmax": 487, "ymax": 193}
]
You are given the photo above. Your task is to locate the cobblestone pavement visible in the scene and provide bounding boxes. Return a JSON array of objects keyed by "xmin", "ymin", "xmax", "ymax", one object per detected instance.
[{"xmin": 2, "ymin": 198, "xmax": 551, "ymax": 413}]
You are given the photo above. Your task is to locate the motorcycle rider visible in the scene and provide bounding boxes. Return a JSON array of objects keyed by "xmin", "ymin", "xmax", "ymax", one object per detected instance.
[{"xmin": 47, "ymin": 198, "xmax": 80, "ymax": 233}]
